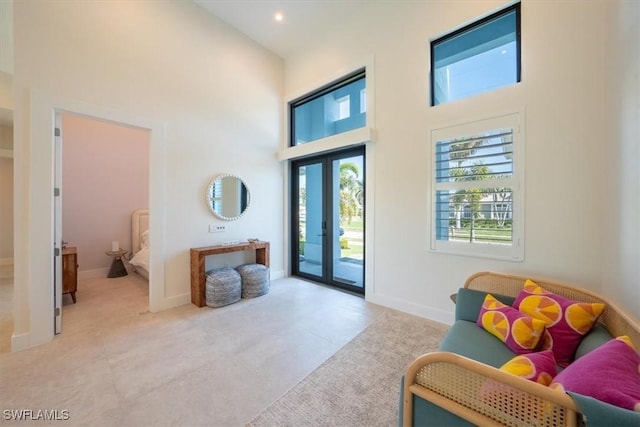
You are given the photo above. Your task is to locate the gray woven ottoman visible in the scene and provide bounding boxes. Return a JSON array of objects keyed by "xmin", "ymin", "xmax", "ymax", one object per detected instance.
[
  {"xmin": 236, "ymin": 263, "xmax": 270, "ymax": 298},
  {"xmin": 205, "ymin": 267, "xmax": 241, "ymax": 308}
]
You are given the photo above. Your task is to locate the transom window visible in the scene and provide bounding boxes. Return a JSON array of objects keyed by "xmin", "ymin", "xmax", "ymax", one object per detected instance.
[
  {"xmin": 431, "ymin": 2, "xmax": 521, "ymax": 106},
  {"xmin": 290, "ymin": 69, "xmax": 366, "ymax": 146},
  {"xmin": 431, "ymin": 113, "xmax": 523, "ymax": 261}
]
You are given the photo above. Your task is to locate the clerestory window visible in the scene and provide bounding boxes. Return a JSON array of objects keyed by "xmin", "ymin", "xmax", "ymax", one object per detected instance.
[
  {"xmin": 431, "ymin": 2, "xmax": 521, "ymax": 106},
  {"xmin": 290, "ymin": 69, "xmax": 366, "ymax": 146}
]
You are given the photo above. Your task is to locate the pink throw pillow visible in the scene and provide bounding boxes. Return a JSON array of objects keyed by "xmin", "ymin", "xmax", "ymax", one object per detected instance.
[
  {"xmin": 550, "ymin": 336, "xmax": 640, "ymax": 412},
  {"xmin": 500, "ymin": 350, "xmax": 557, "ymax": 386},
  {"xmin": 513, "ymin": 280, "xmax": 605, "ymax": 367},
  {"xmin": 477, "ymin": 294, "xmax": 546, "ymax": 355}
]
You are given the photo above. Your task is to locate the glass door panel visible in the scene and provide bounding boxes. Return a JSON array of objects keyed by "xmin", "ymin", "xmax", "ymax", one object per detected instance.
[
  {"xmin": 296, "ymin": 162, "xmax": 324, "ymax": 279},
  {"xmin": 332, "ymin": 155, "xmax": 364, "ymax": 288}
]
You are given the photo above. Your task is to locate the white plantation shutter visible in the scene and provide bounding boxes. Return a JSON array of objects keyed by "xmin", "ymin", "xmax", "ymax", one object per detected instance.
[{"xmin": 431, "ymin": 113, "xmax": 524, "ymax": 261}]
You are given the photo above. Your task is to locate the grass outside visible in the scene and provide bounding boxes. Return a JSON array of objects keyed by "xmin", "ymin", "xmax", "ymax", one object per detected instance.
[
  {"xmin": 449, "ymin": 226, "xmax": 512, "ymax": 243},
  {"xmin": 341, "ymin": 217, "xmax": 364, "ymax": 259}
]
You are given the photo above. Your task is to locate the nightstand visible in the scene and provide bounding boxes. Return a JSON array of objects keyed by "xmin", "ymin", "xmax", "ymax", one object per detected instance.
[
  {"xmin": 62, "ymin": 247, "xmax": 78, "ymax": 303},
  {"xmin": 105, "ymin": 249, "xmax": 128, "ymax": 278}
]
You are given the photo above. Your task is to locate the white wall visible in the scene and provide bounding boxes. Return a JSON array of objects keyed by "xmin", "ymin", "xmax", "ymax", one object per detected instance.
[
  {"xmin": 285, "ymin": 0, "xmax": 638, "ymax": 321},
  {"xmin": 0, "ymin": 124, "xmax": 12, "ymax": 261},
  {"xmin": 602, "ymin": 1, "xmax": 640, "ymax": 317},
  {"xmin": 61, "ymin": 113, "xmax": 150, "ymax": 274},
  {"xmin": 0, "ymin": 0, "xmax": 13, "ymax": 74},
  {"xmin": 12, "ymin": 1, "xmax": 283, "ymax": 349}
]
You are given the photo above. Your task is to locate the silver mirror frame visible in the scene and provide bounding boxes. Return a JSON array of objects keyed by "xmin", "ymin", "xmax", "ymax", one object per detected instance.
[{"xmin": 206, "ymin": 173, "xmax": 251, "ymax": 221}]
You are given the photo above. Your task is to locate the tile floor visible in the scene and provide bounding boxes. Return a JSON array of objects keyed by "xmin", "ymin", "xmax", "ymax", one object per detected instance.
[{"xmin": 0, "ymin": 272, "xmax": 389, "ymax": 426}]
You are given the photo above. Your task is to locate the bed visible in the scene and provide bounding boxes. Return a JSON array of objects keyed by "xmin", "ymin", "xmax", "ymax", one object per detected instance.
[{"xmin": 129, "ymin": 209, "xmax": 149, "ymax": 280}]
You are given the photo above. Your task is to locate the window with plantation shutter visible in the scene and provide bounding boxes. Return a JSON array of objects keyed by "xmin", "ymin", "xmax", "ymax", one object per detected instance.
[{"xmin": 431, "ymin": 113, "xmax": 524, "ymax": 261}]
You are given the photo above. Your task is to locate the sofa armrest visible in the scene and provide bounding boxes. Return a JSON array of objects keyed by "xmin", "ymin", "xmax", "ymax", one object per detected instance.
[{"xmin": 403, "ymin": 352, "xmax": 582, "ymax": 427}]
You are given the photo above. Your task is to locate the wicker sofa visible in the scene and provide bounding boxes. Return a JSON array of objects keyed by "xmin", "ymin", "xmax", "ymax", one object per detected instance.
[{"xmin": 400, "ymin": 272, "xmax": 640, "ymax": 427}]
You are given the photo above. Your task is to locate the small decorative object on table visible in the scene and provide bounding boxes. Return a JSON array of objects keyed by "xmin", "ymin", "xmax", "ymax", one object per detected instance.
[
  {"xmin": 247, "ymin": 238, "xmax": 260, "ymax": 243},
  {"xmin": 105, "ymin": 249, "xmax": 128, "ymax": 278}
]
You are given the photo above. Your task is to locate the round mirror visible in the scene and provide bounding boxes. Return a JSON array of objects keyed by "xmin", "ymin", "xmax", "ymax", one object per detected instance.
[{"xmin": 206, "ymin": 174, "xmax": 250, "ymax": 221}]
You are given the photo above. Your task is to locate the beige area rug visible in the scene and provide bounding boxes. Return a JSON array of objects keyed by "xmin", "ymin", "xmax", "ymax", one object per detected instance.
[{"xmin": 247, "ymin": 309, "xmax": 449, "ymax": 427}]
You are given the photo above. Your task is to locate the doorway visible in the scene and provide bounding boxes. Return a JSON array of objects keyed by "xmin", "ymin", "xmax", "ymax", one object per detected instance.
[
  {"xmin": 291, "ymin": 147, "xmax": 365, "ymax": 294},
  {"xmin": 54, "ymin": 113, "xmax": 150, "ymax": 333}
]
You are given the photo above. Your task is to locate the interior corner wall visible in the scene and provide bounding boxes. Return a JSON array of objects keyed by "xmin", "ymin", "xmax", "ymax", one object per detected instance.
[
  {"xmin": 12, "ymin": 1, "xmax": 283, "ymax": 349},
  {"xmin": 0, "ymin": 157, "xmax": 12, "ymax": 260},
  {"xmin": 284, "ymin": 0, "xmax": 632, "ymax": 320},
  {"xmin": 602, "ymin": 0, "xmax": 640, "ymax": 318},
  {"xmin": 61, "ymin": 113, "xmax": 149, "ymax": 273},
  {"xmin": 0, "ymin": 124, "xmax": 12, "ymax": 261}
]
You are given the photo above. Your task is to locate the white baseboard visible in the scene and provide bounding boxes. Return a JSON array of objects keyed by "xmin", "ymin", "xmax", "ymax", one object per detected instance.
[
  {"xmin": 271, "ymin": 269, "xmax": 285, "ymax": 280},
  {"xmin": 149, "ymin": 293, "xmax": 191, "ymax": 312},
  {"xmin": 0, "ymin": 257, "xmax": 14, "ymax": 266},
  {"xmin": 78, "ymin": 268, "xmax": 109, "ymax": 280},
  {"xmin": 11, "ymin": 331, "xmax": 31, "ymax": 352},
  {"xmin": 366, "ymin": 292, "xmax": 455, "ymax": 326}
]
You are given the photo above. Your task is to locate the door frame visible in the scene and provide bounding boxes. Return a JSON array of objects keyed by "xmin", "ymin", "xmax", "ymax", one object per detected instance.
[
  {"xmin": 290, "ymin": 146, "xmax": 365, "ymax": 294},
  {"xmin": 12, "ymin": 90, "xmax": 167, "ymax": 350}
]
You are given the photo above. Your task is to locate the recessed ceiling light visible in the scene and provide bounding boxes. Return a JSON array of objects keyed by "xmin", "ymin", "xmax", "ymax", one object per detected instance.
[{"xmin": 274, "ymin": 12, "xmax": 284, "ymax": 22}]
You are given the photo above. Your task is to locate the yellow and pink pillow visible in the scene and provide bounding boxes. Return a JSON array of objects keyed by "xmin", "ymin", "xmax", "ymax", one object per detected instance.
[
  {"xmin": 477, "ymin": 294, "xmax": 546, "ymax": 355},
  {"xmin": 513, "ymin": 280, "xmax": 605, "ymax": 367},
  {"xmin": 550, "ymin": 336, "xmax": 640, "ymax": 412},
  {"xmin": 500, "ymin": 350, "xmax": 557, "ymax": 386}
]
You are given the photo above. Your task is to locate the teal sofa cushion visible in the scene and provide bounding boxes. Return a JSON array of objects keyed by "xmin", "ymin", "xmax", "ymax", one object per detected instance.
[
  {"xmin": 569, "ymin": 392, "xmax": 640, "ymax": 427},
  {"xmin": 439, "ymin": 320, "xmax": 516, "ymax": 368},
  {"xmin": 574, "ymin": 323, "xmax": 612, "ymax": 359},
  {"xmin": 455, "ymin": 288, "xmax": 515, "ymax": 322}
]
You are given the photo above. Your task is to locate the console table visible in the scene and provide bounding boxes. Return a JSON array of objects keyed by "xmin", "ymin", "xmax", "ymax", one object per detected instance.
[{"xmin": 190, "ymin": 241, "xmax": 270, "ymax": 307}]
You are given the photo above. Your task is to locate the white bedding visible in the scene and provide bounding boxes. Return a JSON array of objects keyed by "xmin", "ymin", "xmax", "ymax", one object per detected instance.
[
  {"xmin": 131, "ymin": 210, "xmax": 149, "ymax": 280},
  {"xmin": 129, "ymin": 246, "xmax": 149, "ymax": 272}
]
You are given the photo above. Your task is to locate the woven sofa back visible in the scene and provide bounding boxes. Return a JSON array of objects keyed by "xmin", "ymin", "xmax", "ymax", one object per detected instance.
[{"xmin": 464, "ymin": 271, "xmax": 640, "ymax": 355}]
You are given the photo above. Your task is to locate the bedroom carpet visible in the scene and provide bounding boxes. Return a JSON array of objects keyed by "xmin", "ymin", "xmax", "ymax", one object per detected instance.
[{"xmin": 247, "ymin": 309, "xmax": 448, "ymax": 427}]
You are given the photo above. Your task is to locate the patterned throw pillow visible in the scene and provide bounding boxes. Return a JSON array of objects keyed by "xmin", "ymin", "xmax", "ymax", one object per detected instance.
[
  {"xmin": 513, "ymin": 280, "xmax": 605, "ymax": 367},
  {"xmin": 500, "ymin": 350, "xmax": 557, "ymax": 386},
  {"xmin": 477, "ymin": 294, "xmax": 546, "ymax": 355},
  {"xmin": 550, "ymin": 336, "xmax": 640, "ymax": 412}
]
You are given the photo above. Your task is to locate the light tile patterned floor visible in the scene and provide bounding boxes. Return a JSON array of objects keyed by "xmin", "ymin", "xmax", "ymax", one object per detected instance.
[{"xmin": 0, "ymin": 274, "xmax": 387, "ymax": 426}]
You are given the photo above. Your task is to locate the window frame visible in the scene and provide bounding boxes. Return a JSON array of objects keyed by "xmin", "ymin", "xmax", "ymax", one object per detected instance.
[
  {"xmin": 430, "ymin": 112, "xmax": 524, "ymax": 261},
  {"xmin": 430, "ymin": 2, "xmax": 521, "ymax": 107},
  {"xmin": 289, "ymin": 68, "xmax": 366, "ymax": 147}
]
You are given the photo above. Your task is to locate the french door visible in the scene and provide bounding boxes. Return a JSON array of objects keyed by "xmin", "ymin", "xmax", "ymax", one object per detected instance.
[{"xmin": 291, "ymin": 147, "xmax": 365, "ymax": 294}]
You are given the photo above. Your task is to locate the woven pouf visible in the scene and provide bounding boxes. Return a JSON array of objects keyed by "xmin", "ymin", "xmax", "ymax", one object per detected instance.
[
  {"xmin": 236, "ymin": 263, "xmax": 270, "ymax": 298},
  {"xmin": 205, "ymin": 267, "xmax": 241, "ymax": 308}
]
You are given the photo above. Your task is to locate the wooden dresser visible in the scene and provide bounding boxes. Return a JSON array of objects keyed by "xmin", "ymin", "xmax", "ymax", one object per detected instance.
[{"xmin": 62, "ymin": 246, "xmax": 78, "ymax": 303}]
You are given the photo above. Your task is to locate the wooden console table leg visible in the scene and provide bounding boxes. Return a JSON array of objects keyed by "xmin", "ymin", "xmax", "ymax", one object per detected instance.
[
  {"xmin": 255, "ymin": 247, "xmax": 270, "ymax": 267},
  {"xmin": 190, "ymin": 249, "xmax": 206, "ymax": 307}
]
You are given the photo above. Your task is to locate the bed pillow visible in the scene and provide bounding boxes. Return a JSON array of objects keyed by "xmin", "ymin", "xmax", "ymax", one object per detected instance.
[
  {"xmin": 140, "ymin": 230, "xmax": 150, "ymax": 249},
  {"xmin": 477, "ymin": 294, "xmax": 546, "ymax": 355},
  {"xmin": 129, "ymin": 247, "xmax": 149, "ymax": 271},
  {"xmin": 500, "ymin": 350, "xmax": 557, "ymax": 386},
  {"xmin": 550, "ymin": 336, "xmax": 640, "ymax": 412},
  {"xmin": 513, "ymin": 279, "xmax": 605, "ymax": 367}
]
